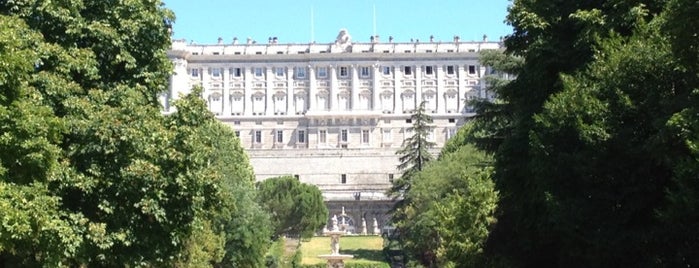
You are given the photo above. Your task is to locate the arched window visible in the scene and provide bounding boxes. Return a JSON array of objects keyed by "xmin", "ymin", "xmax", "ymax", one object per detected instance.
[
  {"xmin": 273, "ymin": 92, "xmax": 286, "ymax": 115},
  {"xmin": 381, "ymin": 90, "xmax": 394, "ymax": 113},
  {"xmin": 337, "ymin": 91, "xmax": 350, "ymax": 111},
  {"xmin": 231, "ymin": 91, "xmax": 244, "ymax": 114},
  {"xmin": 208, "ymin": 93, "xmax": 223, "ymax": 115},
  {"xmin": 294, "ymin": 92, "xmax": 306, "ymax": 114},
  {"xmin": 252, "ymin": 92, "xmax": 265, "ymax": 115},
  {"xmin": 317, "ymin": 90, "xmax": 329, "ymax": 111},
  {"xmin": 402, "ymin": 90, "xmax": 415, "ymax": 112}
]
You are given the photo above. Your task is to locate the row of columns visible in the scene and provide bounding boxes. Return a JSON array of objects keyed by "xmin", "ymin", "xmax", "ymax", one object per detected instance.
[{"xmin": 191, "ymin": 64, "xmax": 476, "ymax": 116}]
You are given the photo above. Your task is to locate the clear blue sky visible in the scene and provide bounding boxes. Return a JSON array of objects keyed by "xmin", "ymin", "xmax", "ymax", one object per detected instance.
[{"xmin": 164, "ymin": 0, "xmax": 513, "ymax": 44}]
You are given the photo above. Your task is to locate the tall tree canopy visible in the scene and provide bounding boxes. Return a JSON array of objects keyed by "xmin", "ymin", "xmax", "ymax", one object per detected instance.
[
  {"xmin": 397, "ymin": 136, "xmax": 498, "ymax": 268},
  {"xmin": 256, "ymin": 176, "xmax": 328, "ymax": 239},
  {"xmin": 167, "ymin": 88, "xmax": 272, "ymax": 268},
  {"xmin": 471, "ymin": 0, "xmax": 699, "ymax": 266},
  {"xmin": 390, "ymin": 101, "xmax": 436, "ymax": 196},
  {"xmin": 0, "ymin": 1, "xmax": 271, "ymax": 266}
]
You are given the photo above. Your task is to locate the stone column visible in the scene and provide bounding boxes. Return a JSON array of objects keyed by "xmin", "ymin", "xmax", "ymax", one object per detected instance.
[
  {"xmin": 309, "ymin": 65, "xmax": 316, "ymax": 111},
  {"xmin": 287, "ymin": 67, "xmax": 294, "ymax": 115},
  {"xmin": 265, "ymin": 66, "xmax": 274, "ymax": 115},
  {"xmin": 415, "ymin": 65, "xmax": 422, "ymax": 109},
  {"xmin": 435, "ymin": 66, "xmax": 448, "ymax": 113},
  {"xmin": 222, "ymin": 66, "xmax": 230, "ymax": 116},
  {"xmin": 201, "ymin": 67, "xmax": 210, "ymax": 93},
  {"xmin": 243, "ymin": 67, "xmax": 253, "ymax": 116},
  {"xmin": 200, "ymin": 67, "xmax": 210, "ymax": 114},
  {"xmin": 393, "ymin": 66, "xmax": 401, "ymax": 114},
  {"xmin": 456, "ymin": 64, "xmax": 465, "ymax": 113},
  {"xmin": 329, "ymin": 65, "xmax": 337, "ymax": 111},
  {"xmin": 351, "ymin": 65, "xmax": 359, "ymax": 110},
  {"xmin": 478, "ymin": 65, "xmax": 487, "ymax": 99},
  {"xmin": 372, "ymin": 63, "xmax": 380, "ymax": 111}
]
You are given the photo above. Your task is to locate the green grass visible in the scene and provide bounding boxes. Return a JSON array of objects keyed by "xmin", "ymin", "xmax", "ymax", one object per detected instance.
[{"xmin": 298, "ymin": 236, "xmax": 389, "ymax": 267}]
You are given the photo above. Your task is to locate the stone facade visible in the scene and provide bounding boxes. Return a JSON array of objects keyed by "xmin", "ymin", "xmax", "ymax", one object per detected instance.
[{"xmin": 164, "ymin": 30, "xmax": 501, "ymax": 203}]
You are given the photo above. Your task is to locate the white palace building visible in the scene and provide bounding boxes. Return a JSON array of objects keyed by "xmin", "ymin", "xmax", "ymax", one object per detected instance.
[{"xmin": 163, "ymin": 30, "xmax": 501, "ymax": 202}]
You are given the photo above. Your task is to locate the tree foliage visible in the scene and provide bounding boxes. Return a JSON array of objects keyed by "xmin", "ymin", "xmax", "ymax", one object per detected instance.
[
  {"xmin": 398, "ymin": 141, "xmax": 497, "ymax": 268},
  {"xmin": 167, "ymin": 88, "xmax": 272, "ymax": 268},
  {"xmin": 256, "ymin": 176, "xmax": 328, "ymax": 239},
  {"xmin": 471, "ymin": 0, "xmax": 699, "ymax": 266},
  {"xmin": 391, "ymin": 101, "xmax": 436, "ymax": 195},
  {"xmin": 1, "ymin": 1, "xmax": 272, "ymax": 266}
]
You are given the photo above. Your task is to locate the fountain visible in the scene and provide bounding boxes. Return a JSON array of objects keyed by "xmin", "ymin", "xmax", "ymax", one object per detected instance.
[{"xmin": 318, "ymin": 214, "xmax": 354, "ymax": 267}]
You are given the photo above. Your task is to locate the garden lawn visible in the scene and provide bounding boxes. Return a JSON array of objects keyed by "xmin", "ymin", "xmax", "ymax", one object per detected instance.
[{"xmin": 299, "ymin": 236, "xmax": 389, "ymax": 267}]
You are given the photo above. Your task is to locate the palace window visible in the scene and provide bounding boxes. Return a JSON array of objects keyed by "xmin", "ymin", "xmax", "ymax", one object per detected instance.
[
  {"xmin": 319, "ymin": 129, "xmax": 327, "ymax": 144},
  {"xmin": 382, "ymin": 66, "xmax": 391, "ymax": 75},
  {"xmin": 468, "ymin": 65, "xmax": 477, "ymax": 75},
  {"xmin": 382, "ymin": 129, "xmax": 392, "ymax": 143},
  {"xmin": 339, "ymin": 66, "xmax": 348, "ymax": 77},
  {"xmin": 275, "ymin": 67, "xmax": 285, "ymax": 77},
  {"xmin": 340, "ymin": 129, "xmax": 349, "ymax": 143},
  {"xmin": 404, "ymin": 66, "xmax": 412, "ymax": 75},
  {"xmin": 212, "ymin": 68, "xmax": 221, "ymax": 77},
  {"xmin": 254, "ymin": 130, "xmax": 262, "ymax": 144},
  {"xmin": 190, "ymin": 68, "xmax": 199, "ymax": 77},
  {"xmin": 425, "ymin": 66, "xmax": 434, "ymax": 75},
  {"xmin": 360, "ymin": 66, "xmax": 370, "ymax": 78},
  {"xmin": 446, "ymin": 65, "xmax": 455, "ymax": 75},
  {"xmin": 361, "ymin": 129, "xmax": 370, "ymax": 144},
  {"xmin": 297, "ymin": 130, "xmax": 306, "ymax": 143},
  {"xmin": 317, "ymin": 67, "xmax": 328, "ymax": 78},
  {"xmin": 254, "ymin": 67, "xmax": 264, "ymax": 77},
  {"xmin": 295, "ymin": 67, "xmax": 306, "ymax": 79},
  {"xmin": 276, "ymin": 130, "xmax": 283, "ymax": 143},
  {"xmin": 231, "ymin": 67, "xmax": 242, "ymax": 78},
  {"xmin": 341, "ymin": 174, "xmax": 347, "ymax": 184}
]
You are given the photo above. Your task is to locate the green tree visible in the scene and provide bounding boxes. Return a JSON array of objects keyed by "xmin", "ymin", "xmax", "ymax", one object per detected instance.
[
  {"xmin": 0, "ymin": 15, "xmax": 82, "ymax": 267},
  {"xmin": 167, "ymin": 88, "xmax": 272, "ymax": 268},
  {"xmin": 0, "ymin": 1, "xmax": 248, "ymax": 266},
  {"xmin": 386, "ymin": 101, "xmax": 435, "ymax": 265},
  {"xmin": 397, "ymin": 125, "xmax": 498, "ymax": 268},
  {"xmin": 391, "ymin": 101, "xmax": 436, "ymax": 195},
  {"xmin": 256, "ymin": 176, "xmax": 328, "ymax": 239},
  {"xmin": 657, "ymin": 1, "xmax": 699, "ymax": 265},
  {"xmin": 472, "ymin": 0, "xmax": 698, "ymax": 266}
]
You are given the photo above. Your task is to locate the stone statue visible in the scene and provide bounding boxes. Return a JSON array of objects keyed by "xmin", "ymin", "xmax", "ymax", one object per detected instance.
[
  {"xmin": 361, "ymin": 218, "xmax": 368, "ymax": 235},
  {"xmin": 330, "ymin": 234, "xmax": 340, "ymax": 255},
  {"xmin": 333, "ymin": 29, "xmax": 352, "ymax": 52},
  {"xmin": 331, "ymin": 214, "xmax": 339, "ymax": 231},
  {"xmin": 373, "ymin": 218, "xmax": 380, "ymax": 235}
]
